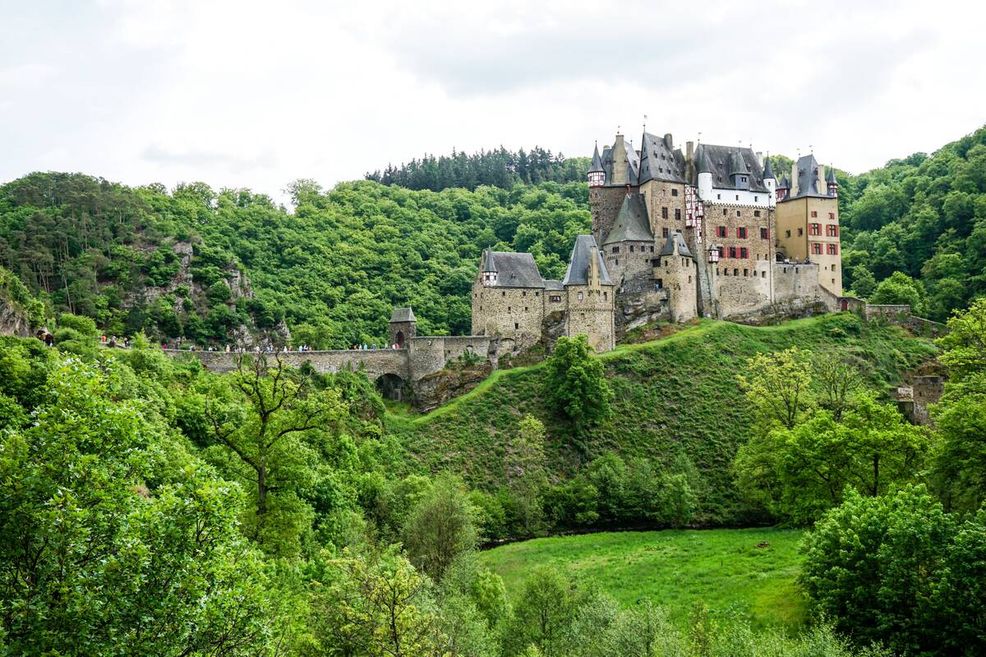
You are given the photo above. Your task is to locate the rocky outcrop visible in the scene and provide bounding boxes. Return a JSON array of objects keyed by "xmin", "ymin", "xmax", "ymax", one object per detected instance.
[{"xmin": 413, "ymin": 363, "xmax": 494, "ymax": 412}]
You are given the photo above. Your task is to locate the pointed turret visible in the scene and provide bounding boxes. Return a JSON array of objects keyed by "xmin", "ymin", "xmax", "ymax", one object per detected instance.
[
  {"xmin": 480, "ymin": 249, "xmax": 498, "ymax": 286},
  {"xmin": 728, "ymin": 151, "xmax": 750, "ymax": 177},
  {"xmin": 695, "ymin": 145, "xmax": 714, "ymax": 200},
  {"xmin": 776, "ymin": 175, "xmax": 790, "ymax": 203},
  {"xmin": 762, "ymin": 156, "xmax": 775, "ymax": 181},
  {"xmin": 825, "ymin": 165, "xmax": 838, "ymax": 197},
  {"xmin": 588, "ymin": 142, "xmax": 605, "ymax": 188},
  {"xmin": 696, "ymin": 146, "xmax": 712, "ymax": 174}
]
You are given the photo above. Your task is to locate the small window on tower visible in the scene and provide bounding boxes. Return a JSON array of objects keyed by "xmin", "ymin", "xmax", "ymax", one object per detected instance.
[
  {"xmin": 675, "ymin": 208, "xmax": 681, "ymax": 220},
  {"xmin": 754, "ymin": 210, "xmax": 761, "ymax": 217},
  {"xmin": 612, "ymin": 246, "xmax": 620, "ymax": 254},
  {"xmin": 662, "ymin": 227, "xmax": 669, "ymax": 238},
  {"xmin": 672, "ymin": 188, "xmax": 679, "ymax": 196},
  {"xmin": 662, "ymin": 207, "xmax": 669, "ymax": 219},
  {"xmin": 785, "ymin": 230, "xmax": 791, "ymax": 238}
]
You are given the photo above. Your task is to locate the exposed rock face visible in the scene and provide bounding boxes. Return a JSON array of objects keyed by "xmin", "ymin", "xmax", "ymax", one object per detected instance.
[
  {"xmin": 0, "ymin": 301, "xmax": 32, "ymax": 337},
  {"xmin": 410, "ymin": 363, "xmax": 494, "ymax": 412}
]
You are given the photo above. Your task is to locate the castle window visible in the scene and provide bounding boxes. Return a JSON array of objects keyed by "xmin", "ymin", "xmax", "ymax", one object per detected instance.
[
  {"xmin": 662, "ymin": 227, "xmax": 669, "ymax": 238},
  {"xmin": 827, "ymin": 244, "xmax": 839, "ymax": 255},
  {"xmin": 672, "ymin": 188, "xmax": 679, "ymax": 196},
  {"xmin": 524, "ymin": 306, "xmax": 529, "ymax": 311},
  {"xmin": 737, "ymin": 227, "xmax": 748, "ymax": 238},
  {"xmin": 754, "ymin": 210, "xmax": 761, "ymax": 217},
  {"xmin": 811, "ymin": 210, "xmax": 818, "ymax": 217},
  {"xmin": 798, "ymin": 228, "xmax": 804, "ymax": 236},
  {"xmin": 615, "ymin": 258, "xmax": 619, "ymax": 265},
  {"xmin": 629, "ymin": 245, "xmax": 635, "ymax": 252},
  {"xmin": 502, "ymin": 291, "xmax": 506, "ymax": 296},
  {"xmin": 761, "ymin": 271, "xmax": 766, "ymax": 278},
  {"xmin": 744, "ymin": 268, "xmax": 749, "ymax": 277},
  {"xmin": 811, "ymin": 243, "xmax": 823, "ymax": 255},
  {"xmin": 603, "ymin": 292, "xmax": 607, "ymax": 300},
  {"xmin": 829, "ymin": 212, "xmax": 836, "ymax": 219},
  {"xmin": 716, "ymin": 268, "xmax": 720, "ymax": 275},
  {"xmin": 578, "ymin": 292, "xmax": 584, "ymax": 301},
  {"xmin": 826, "ymin": 224, "xmax": 839, "ymax": 237},
  {"xmin": 656, "ymin": 279, "xmax": 663, "ymax": 289},
  {"xmin": 550, "ymin": 294, "xmax": 561, "ymax": 302},
  {"xmin": 662, "ymin": 207, "xmax": 669, "ymax": 219},
  {"xmin": 809, "ymin": 223, "xmax": 821, "ymax": 236},
  {"xmin": 736, "ymin": 210, "xmax": 741, "ymax": 217},
  {"xmin": 717, "ymin": 226, "xmax": 727, "ymax": 238},
  {"xmin": 650, "ymin": 246, "xmax": 654, "ymax": 252},
  {"xmin": 515, "ymin": 322, "xmax": 519, "ymax": 329},
  {"xmin": 508, "ymin": 306, "xmax": 511, "ymax": 312},
  {"xmin": 741, "ymin": 176, "xmax": 747, "ymax": 183},
  {"xmin": 735, "ymin": 195, "xmax": 740, "ymax": 201},
  {"xmin": 785, "ymin": 230, "xmax": 791, "ymax": 238},
  {"xmin": 754, "ymin": 196, "xmax": 759, "ymax": 202},
  {"xmin": 728, "ymin": 246, "xmax": 737, "ymax": 259},
  {"xmin": 723, "ymin": 209, "xmax": 728, "ymax": 216},
  {"xmin": 688, "ymin": 276, "xmax": 692, "ymax": 283},
  {"xmin": 535, "ymin": 291, "xmax": 540, "ymax": 297},
  {"xmin": 760, "ymin": 227, "xmax": 769, "ymax": 240},
  {"xmin": 740, "ymin": 247, "xmax": 749, "ymax": 259},
  {"xmin": 733, "ymin": 268, "xmax": 739, "ymax": 276},
  {"xmin": 522, "ymin": 291, "xmax": 526, "ymax": 296},
  {"xmin": 675, "ymin": 208, "xmax": 681, "ymax": 220},
  {"xmin": 612, "ymin": 246, "xmax": 620, "ymax": 254}
]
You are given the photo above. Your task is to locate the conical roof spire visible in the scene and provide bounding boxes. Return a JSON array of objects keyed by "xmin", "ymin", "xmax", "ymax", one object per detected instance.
[
  {"xmin": 589, "ymin": 142, "xmax": 604, "ymax": 173},
  {"xmin": 696, "ymin": 146, "xmax": 712, "ymax": 174},
  {"xmin": 481, "ymin": 248, "xmax": 496, "ymax": 272},
  {"xmin": 763, "ymin": 156, "xmax": 775, "ymax": 180},
  {"xmin": 728, "ymin": 151, "xmax": 750, "ymax": 177},
  {"xmin": 825, "ymin": 165, "xmax": 837, "ymax": 184}
]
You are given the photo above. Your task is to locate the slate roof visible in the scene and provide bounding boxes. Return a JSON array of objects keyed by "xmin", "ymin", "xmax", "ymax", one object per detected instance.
[
  {"xmin": 785, "ymin": 154, "xmax": 832, "ymax": 200},
  {"xmin": 390, "ymin": 307, "xmax": 416, "ymax": 323},
  {"xmin": 603, "ymin": 193, "xmax": 653, "ymax": 245},
  {"xmin": 638, "ymin": 132, "xmax": 687, "ymax": 184},
  {"xmin": 480, "ymin": 250, "xmax": 545, "ymax": 288},
  {"xmin": 563, "ymin": 235, "xmax": 613, "ymax": 286},
  {"xmin": 778, "ymin": 175, "xmax": 791, "ymax": 189},
  {"xmin": 589, "ymin": 143, "xmax": 604, "ymax": 173},
  {"xmin": 658, "ymin": 232, "xmax": 693, "ymax": 258},
  {"xmin": 826, "ymin": 165, "xmax": 837, "ymax": 184},
  {"xmin": 600, "ymin": 137, "xmax": 640, "ymax": 186},
  {"xmin": 544, "ymin": 279, "xmax": 564, "ymax": 291},
  {"xmin": 694, "ymin": 144, "xmax": 768, "ymax": 192}
]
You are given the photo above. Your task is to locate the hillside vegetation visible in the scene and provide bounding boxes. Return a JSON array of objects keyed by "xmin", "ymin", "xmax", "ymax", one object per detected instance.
[
  {"xmin": 479, "ymin": 528, "xmax": 805, "ymax": 629},
  {"xmin": 390, "ymin": 314, "xmax": 937, "ymax": 525}
]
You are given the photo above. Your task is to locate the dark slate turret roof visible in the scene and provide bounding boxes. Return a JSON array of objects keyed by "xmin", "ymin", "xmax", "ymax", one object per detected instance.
[
  {"xmin": 696, "ymin": 146, "xmax": 712, "ymax": 174},
  {"xmin": 481, "ymin": 251, "xmax": 545, "ymax": 288},
  {"xmin": 778, "ymin": 175, "xmax": 790, "ymax": 189},
  {"xmin": 659, "ymin": 232, "xmax": 693, "ymax": 258},
  {"xmin": 694, "ymin": 144, "xmax": 767, "ymax": 192},
  {"xmin": 638, "ymin": 132, "xmax": 687, "ymax": 184},
  {"xmin": 589, "ymin": 143, "xmax": 604, "ymax": 173},
  {"xmin": 786, "ymin": 154, "xmax": 831, "ymax": 200},
  {"xmin": 481, "ymin": 248, "xmax": 496, "ymax": 272},
  {"xmin": 762, "ymin": 156, "xmax": 775, "ymax": 180},
  {"xmin": 826, "ymin": 165, "xmax": 837, "ymax": 184},
  {"xmin": 390, "ymin": 307, "xmax": 416, "ymax": 323},
  {"xmin": 728, "ymin": 151, "xmax": 750, "ymax": 177},
  {"xmin": 563, "ymin": 235, "xmax": 612, "ymax": 286},
  {"xmin": 603, "ymin": 193, "xmax": 653, "ymax": 245}
]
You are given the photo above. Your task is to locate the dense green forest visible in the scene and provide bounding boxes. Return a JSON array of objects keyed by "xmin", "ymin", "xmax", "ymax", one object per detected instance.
[
  {"xmin": 3, "ymin": 297, "xmax": 985, "ymax": 656},
  {"xmin": 1, "ymin": 124, "xmax": 984, "ymax": 347},
  {"xmin": 365, "ymin": 146, "xmax": 590, "ymax": 191}
]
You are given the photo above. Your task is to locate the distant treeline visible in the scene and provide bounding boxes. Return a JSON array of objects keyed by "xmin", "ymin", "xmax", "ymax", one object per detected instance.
[{"xmin": 366, "ymin": 146, "xmax": 591, "ymax": 191}]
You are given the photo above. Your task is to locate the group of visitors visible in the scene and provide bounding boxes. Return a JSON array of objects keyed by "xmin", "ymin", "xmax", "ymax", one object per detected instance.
[
  {"xmin": 100, "ymin": 335, "xmax": 130, "ymax": 349},
  {"xmin": 33, "ymin": 329, "xmax": 55, "ymax": 346}
]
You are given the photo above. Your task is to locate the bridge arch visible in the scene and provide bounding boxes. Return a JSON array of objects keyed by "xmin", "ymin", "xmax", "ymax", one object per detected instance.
[{"xmin": 375, "ymin": 372, "xmax": 410, "ymax": 401}]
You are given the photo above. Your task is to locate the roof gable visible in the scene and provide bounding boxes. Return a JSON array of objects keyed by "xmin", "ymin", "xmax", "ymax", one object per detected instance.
[
  {"xmin": 696, "ymin": 144, "xmax": 767, "ymax": 192},
  {"xmin": 603, "ymin": 193, "xmax": 653, "ymax": 245},
  {"xmin": 563, "ymin": 235, "xmax": 613, "ymax": 286},
  {"xmin": 483, "ymin": 251, "xmax": 545, "ymax": 288}
]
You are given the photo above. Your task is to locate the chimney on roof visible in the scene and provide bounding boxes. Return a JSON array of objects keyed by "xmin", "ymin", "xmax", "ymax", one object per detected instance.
[
  {"xmin": 791, "ymin": 161, "xmax": 799, "ymax": 197},
  {"xmin": 756, "ymin": 151, "xmax": 763, "ymax": 167},
  {"xmin": 664, "ymin": 133, "xmax": 673, "ymax": 149},
  {"xmin": 685, "ymin": 141, "xmax": 695, "ymax": 180}
]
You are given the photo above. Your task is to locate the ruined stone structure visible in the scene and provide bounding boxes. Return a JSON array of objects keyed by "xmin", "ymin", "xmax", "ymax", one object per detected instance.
[{"xmin": 586, "ymin": 130, "xmax": 842, "ymax": 333}]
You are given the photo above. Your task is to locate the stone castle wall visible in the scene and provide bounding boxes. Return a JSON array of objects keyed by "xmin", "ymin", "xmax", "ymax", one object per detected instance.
[
  {"xmin": 640, "ymin": 179, "xmax": 688, "ymax": 239},
  {"xmin": 565, "ymin": 284, "xmax": 615, "ymax": 352},
  {"xmin": 472, "ymin": 280, "xmax": 545, "ymax": 351},
  {"xmin": 656, "ymin": 254, "xmax": 698, "ymax": 323}
]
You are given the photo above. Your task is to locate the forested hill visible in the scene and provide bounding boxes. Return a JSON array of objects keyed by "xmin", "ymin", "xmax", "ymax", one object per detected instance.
[
  {"xmin": 365, "ymin": 146, "xmax": 590, "ymax": 191},
  {"xmin": 838, "ymin": 124, "xmax": 986, "ymax": 319},
  {"xmin": 0, "ymin": 173, "xmax": 591, "ymax": 346},
  {"xmin": 1, "ymin": 124, "xmax": 983, "ymax": 346}
]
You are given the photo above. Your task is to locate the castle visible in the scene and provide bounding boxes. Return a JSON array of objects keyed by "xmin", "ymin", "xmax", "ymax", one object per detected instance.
[{"xmin": 470, "ymin": 129, "xmax": 843, "ymax": 351}]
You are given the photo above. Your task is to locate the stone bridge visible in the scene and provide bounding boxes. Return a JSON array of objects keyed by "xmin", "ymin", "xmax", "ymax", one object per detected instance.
[{"xmin": 166, "ymin": 333, "xmax": 498, "ymax": 401}]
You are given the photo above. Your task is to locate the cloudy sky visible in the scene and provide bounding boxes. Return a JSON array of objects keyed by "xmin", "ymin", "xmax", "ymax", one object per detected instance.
[{"xmin": 2, "ymin": 0, "xmax": 984, "ymax": 201}]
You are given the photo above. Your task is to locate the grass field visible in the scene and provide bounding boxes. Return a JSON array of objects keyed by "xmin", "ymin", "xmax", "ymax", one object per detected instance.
[{"xmin": 479, "ymin": 528, "xmax": 806, "ymax": 630}]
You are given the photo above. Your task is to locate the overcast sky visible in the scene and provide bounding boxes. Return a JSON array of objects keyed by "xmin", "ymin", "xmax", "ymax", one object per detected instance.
[{"xmin": 2, "ymin": 0, "xmax": 984, "ymax": 202}]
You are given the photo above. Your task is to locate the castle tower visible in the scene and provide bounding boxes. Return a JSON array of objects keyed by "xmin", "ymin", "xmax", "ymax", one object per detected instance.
[
  {"xmin": 563, "ymin": 235, "xmax": 615, "ymax": 353},
  {"xmin": 763, "ymin": 156, "xmax": 777, "ymax": 207},
  {"xmin": 826, "ymin": 166, "xmax": 839, "ymax": 197},
  {"xmin": 728, "ymin": 151, "xmax": 751, "ymax": 190},
  {"xmin": 588, "ymin": 143, "xmax": 605, "ymax": 188},
  {"xmin": 696, "ymin": 146, "xmax": 713, "ymax": 200},
  {"xmin": 655, "ymin": 232, "xmax": 698, "ymax": 322},
  {"xmin": 389, "ymin": 307, "xmax": 416, "ymax": 348},
  {"xmin": 601, "ymin": 192, "xmax": 653, "ymax": 291}
]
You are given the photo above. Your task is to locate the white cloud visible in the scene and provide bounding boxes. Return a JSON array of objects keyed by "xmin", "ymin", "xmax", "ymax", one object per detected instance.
[{"xmin": 1, "ymin": 0, "xmax": 984, "ymax": 202}]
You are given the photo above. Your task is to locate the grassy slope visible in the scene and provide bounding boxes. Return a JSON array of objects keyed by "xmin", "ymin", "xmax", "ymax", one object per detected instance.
[
  {"xmin": 479, "ymin": 528, "xmax": 805, "ymax": 629},
  {"xmin": 388, "ymin": 314, "xmax": 937, "ymax": 523}
]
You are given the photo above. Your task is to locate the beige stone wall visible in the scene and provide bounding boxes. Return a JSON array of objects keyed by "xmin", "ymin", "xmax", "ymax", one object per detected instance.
[
  {"xmin": 640, "ymin": 179, "xmax": 688, "ymax": 241},
  {"xmin": 590, "ymin": 186, "xmax": 632, "ymax": 244},
  {"xmin": 775, "ymin": 196, "xmax": 842, "ymax": 296},
  {"xmin": 654, "ymin": 254, "xmax": 698, "ymax": 322},
  {"xmin": 772, "ymin": 262, "xmax": 820, "ymax": 303},
  {"xmin": 603, "ymin": 240, "xmax": 656, "ymax": 291},
  {"xmin": 564, "ymin": 284, "xmax": 615, "ymax": 353},
  {"xmin": 471, "ymin": 278, "xmax": 545, "ymax": 351},
  {"xmin": 703, "ymin": 203, "xmax": 773, "ymax": 317}
]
